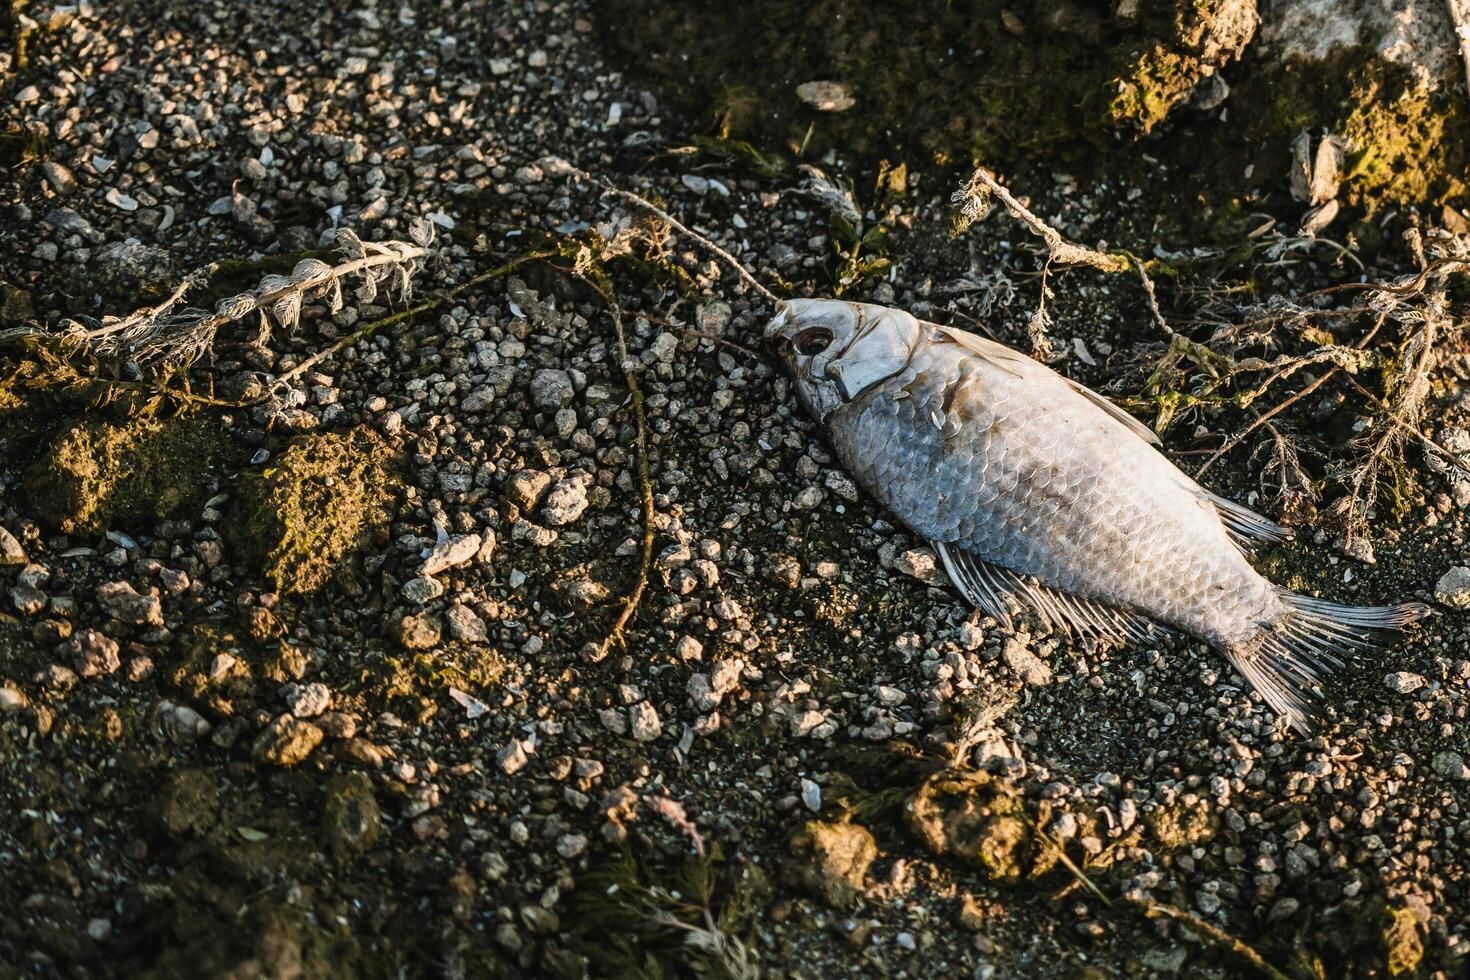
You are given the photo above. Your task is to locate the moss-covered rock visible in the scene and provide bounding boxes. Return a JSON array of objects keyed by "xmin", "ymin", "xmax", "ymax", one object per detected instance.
[
  {"xmin": 598, "ymin": 0, "xmax": 1257, "ymax": 165},
  {"xmin": 1145, "ymin": 797, "xmax": 1218, "ymax": 852},
  {"xmin": 600, "ymin": 0, "xmax": 1468, "ymax": 233},
  {"xmin": 23, "ymin": 415, "xmax": 230, "ymax": 534},
  {"xmin": 321, "ymin": 772, "xmax": 382, "ymax": 863},
  {"xmin": 906, "ymin": 770, "xmax": 1032, "ymax": 883},
  {"xmin": 1220, "ymin": 47, "xmax": 1468, "ymax": 218},
  {"xmin": 231, "ymin": 427, "xmax": 397, "ymax": 596},
  {"xmin": 786, "ymin": 820, "xmax": 877, "ymax": 907}
]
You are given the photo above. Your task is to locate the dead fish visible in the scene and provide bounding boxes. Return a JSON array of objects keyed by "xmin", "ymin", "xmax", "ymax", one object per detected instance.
[{"xmin": 768, "ymin": 298, "xmax": 1430, "ymax": 732}]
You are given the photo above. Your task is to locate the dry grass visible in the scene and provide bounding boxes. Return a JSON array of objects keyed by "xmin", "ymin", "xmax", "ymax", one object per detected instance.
[{"xmin": 952, "ymin": 166, "xmax": 1470, "ymax": 544}]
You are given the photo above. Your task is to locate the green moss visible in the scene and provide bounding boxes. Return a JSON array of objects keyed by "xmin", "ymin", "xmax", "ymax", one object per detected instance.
[
  {"xmin": 1105, "ymin": 45, "xmax": 1192, "ymax": 132},
  {"xmin": 1145, "ymin": 798, "xmax": 1217, "ymax": 852},
  {"xmin": 1340, "ymin": 69, "xmax": 1466, "ymax": 209},
  {"xmin": 23, "ymin": 415, "xmax": 230, "ymax": 534},
  {"xmin": 1382, "ymin": 905, "xmax": 1424, "ymax": 977},
  {"xmin": 164, "ymin": 623, "xmax": 257, "ymax": 717},
  {"xmin": 231, "ymin": 427, "xmax": 397, "ymax": 596},
  {"xmin": 1220, "ymin": 48, "xmax": 1468, "ymax": 216},
  {"xmin": 906, "ymin": 771, "xmax": 1033, "ymax": 884}
]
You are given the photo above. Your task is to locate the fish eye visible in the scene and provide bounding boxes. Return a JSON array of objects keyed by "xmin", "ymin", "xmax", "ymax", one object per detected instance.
[{"xmin": 793, "ymin": 327, "xmax": 834, "ymax": 356}]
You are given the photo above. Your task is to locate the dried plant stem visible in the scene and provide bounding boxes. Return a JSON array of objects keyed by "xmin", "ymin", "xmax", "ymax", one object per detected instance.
[
  {"xmin": 956, "ymin": 169, "xmax": 1129, "ymax": 274},
  {"xmin": 1340, "ymin": 372, "xmax": 1465, "ymax": 471},
  {"xmin": 575, "ymin": 273, "xmax": 656, "ymax": 656},
  {"xmin": 571, "ymin": 167, "xmax": 783, "ymax": 307},
  {"xmin": 1129, "ymin": 252, "xmax": 1175, "ymax": 337},
  {"xmin": 1034, "ymin": 825, "xmax": 1111, "ymax": 907},
  {"xmin": 1196, "ymin": 367, "xmax": 1338, "ymax": 477},
  {"xmin": 953, "ymin": 168, "xmax": 1172, "ymax": 336},
  {"xmin": 1121, "ymin": 896, "xmax": 1291, "ymax": 980},
  {"xmin": 79, "ymin": 267, "xmax": 216, "ymax": 344},
  {"xmin": 264, "ymin": 249, "xmax": 554, "ymax": 395},
  {"xmin": 1304, "ymin": 256, "xmax": 1470, "ymax": 300},
  {"xmin": 1039, "ymin": 817, "xmax": 1287, "ymax": 979},
  {"xmin": 1196, "ymin": 309, "xmax": 1390, "ymax": 478}
]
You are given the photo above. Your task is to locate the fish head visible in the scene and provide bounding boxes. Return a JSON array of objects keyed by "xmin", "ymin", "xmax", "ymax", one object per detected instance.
[{"xmin": 766, "ymin": 299, "xmax": 920, "ymax": 421}]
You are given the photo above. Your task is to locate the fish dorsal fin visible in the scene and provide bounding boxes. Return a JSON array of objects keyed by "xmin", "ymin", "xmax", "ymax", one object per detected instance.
[
  {"xmin": 932, "ymin": 541, "xmax": 1160, "ymax": 646},
  {"xmin": 1201, "ymin": 490, "xmax": 1293, "ymax": 546},
  {"xmin": 933, "ymin": 325, "xmax": 1160, "ymax": 447}
]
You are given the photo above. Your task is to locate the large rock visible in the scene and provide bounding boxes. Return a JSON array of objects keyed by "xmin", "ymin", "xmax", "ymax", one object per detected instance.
[
  {"xmin": 24, "ymin": 416, "xmax": 229, "ymax": 534},
  {"xmin": 600, "ymin": 0, "xmax": 1468, "ymax": 227},
  {"xmin": 787, "ymin": 820, "xmax": 877, "ymax": 908},
  {"xmin": 231, "ymin": 427, "xmax": 397, "ymax": 595},
  {"xmin": 1239, "ymin": 0, "xmax": 1469, "ymax": 214}
]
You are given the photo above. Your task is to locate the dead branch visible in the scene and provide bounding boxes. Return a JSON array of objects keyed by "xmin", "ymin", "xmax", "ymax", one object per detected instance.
[
  {"xmin": 952, "ymin": 168, "xmax": 1173, "ymax": 338},
  {"xmin": 1196, "ymin": 367, "xmax": 1339, "ymax": 477},
  {"xmin": 574, "ymin": 273, "xmax": 657, "ymax": 658},
  {"xmin": 1121, "ymin": 896, "xmax": 1291, "ymax": 980},
  {"xmin": 570, "ymin": 167, "xmax": 782, "ymax": 307},
  {"xmin": 4, "ymin": 226, "xmax": 434, "ymax": 369},
  {"xmin": 264, "ymin": 249, "xmax": 555, "ymax": 395},
  {"xmin": 953, "ymin": 169, "xmax": 1130, "ymax": 274}
]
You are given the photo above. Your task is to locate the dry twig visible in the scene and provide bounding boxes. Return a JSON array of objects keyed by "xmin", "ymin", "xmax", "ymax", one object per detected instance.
[
  {"xmin": 951, "ymin": 168, "xmax": 1174, "ymax": 346},
  {"xmin": 36, "ymin": 224, "xmax": 434, "ymax": 367},
  {"xmin": 1121, "ymin": 896, "xmax": 1291, "ymax": 980},
  {"xmin": 573, "ymin": 273, "xmax": 656, "ymax": 658},
  {"xmin": 571, "ymin": 166, "xmax": 782, "ymax": 307}
]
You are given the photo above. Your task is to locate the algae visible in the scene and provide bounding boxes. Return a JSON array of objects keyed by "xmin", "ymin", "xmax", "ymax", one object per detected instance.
[
  {"xmin": 786, "ymin": 820, "xmax": 877, "ymax": 908},
  {"xmin": 231, "ymin": 427, "xmax": 398, "ymax": 596},
  {"xmin": 1225, "ymin": 48, "xmax": 1469, "ymax": 216},
  {"xmin": 906, "ymin": 770, "xmax": 1033, "ymax": 884},
  {"xmin": 1382, "ymin": 905, "xmax": 1424, "ymax": 976},
  {"xmin": 599, "ymin": 0, "xmax": 1256, "ymax": 166},
  {"xmin": 23, "ymin": 415, "xmax": 230, "ymax": 534}
]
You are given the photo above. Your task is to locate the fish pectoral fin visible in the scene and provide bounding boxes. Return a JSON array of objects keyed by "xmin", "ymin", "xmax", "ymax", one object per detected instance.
[
  {"xmin": 932, "ymin": 542, "xmax": 1158, "ymax": 646},
  {"xmin": 1067, "ymin": 383, "xmax": 1161, "ymax": 447},
  {"xmin": 1202, "ymin": 490, "xmax": 1293, "ymax": 546}
]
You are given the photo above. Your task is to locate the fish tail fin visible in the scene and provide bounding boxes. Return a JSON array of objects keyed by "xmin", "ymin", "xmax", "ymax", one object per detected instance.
[{"xmin": 1226, "ymin": 591, "xmax": 1432, "ymax": 733}]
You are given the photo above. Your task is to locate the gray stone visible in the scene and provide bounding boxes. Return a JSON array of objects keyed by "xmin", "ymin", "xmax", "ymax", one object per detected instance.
[
  {"xmin": 540, "ymin": 478, "xmax": 589, "ymax": 526},
  {"xmin": 530, "ymin": 368, "xmax": 574, "ymax": 410},
  {"xmin": 420, "ymin": 533, "xmax": 481, "ymax": 576},
  {"xmin": 1435, "ymin": 566, "xmax": 1470, "ymax": 609}
]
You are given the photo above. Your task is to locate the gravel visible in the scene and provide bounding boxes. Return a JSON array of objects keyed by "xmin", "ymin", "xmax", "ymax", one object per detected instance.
[{"xmin": 1, "ymin": 0, "xmax": 1466, "ymax": 976}]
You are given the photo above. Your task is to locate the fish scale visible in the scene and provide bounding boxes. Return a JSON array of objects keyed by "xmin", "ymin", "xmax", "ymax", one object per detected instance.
[
  {"xmin": 769, "ymin": 298, "xmax": 1430, "ymax": 732},
  {"xmin": 834, "ymin": 345, "xmax": 1252, "ymax": 630}
]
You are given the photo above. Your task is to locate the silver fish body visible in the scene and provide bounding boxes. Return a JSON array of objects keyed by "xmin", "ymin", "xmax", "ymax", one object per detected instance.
[{"xmin": 769, "ymin": 298, "xmax": 1428, "ymax": 731}]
